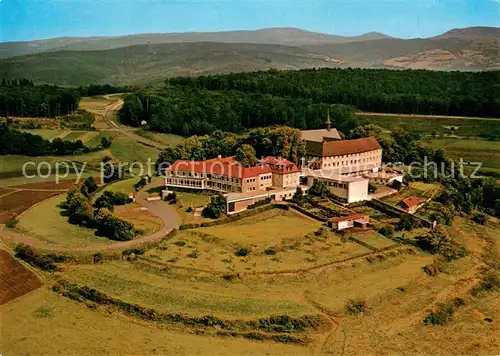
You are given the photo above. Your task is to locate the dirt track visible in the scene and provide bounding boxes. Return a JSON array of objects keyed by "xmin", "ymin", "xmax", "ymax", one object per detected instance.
[{"xmin": 0, "ymin": 179, "xmax": 179, "ymax": 252}]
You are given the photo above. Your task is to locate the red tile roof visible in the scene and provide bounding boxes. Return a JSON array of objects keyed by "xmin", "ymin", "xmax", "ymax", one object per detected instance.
[
  {"xmin": 262, "ymin": 156, "xmax": 301, "ymax": 174},
  {"xmin": 307, "ymin": 137, "xmax": 381, "ymax": 157},
  {"xmin": 328, "ymin": 213, "xmax": 369, "ymax": 223},
  {"xmin": 168, "ymin": 157, "xmax": 272, "ymax": 179},
  {"xmin": 401, "ymin": 196, "xmax": 420, "ymax": 208}
]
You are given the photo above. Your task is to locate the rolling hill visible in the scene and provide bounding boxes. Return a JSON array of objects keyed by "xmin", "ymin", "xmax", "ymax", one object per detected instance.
[
  {"xmin": 0, "ymin": 27, "xmax": 498, "ymax": 86},
  {"xmin": 0, "ymin": 28, "xmax": 392, "ymax": 59}
]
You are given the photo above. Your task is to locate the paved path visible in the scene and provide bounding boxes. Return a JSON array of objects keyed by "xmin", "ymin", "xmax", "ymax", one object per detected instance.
[{"xmin": 0, "ymin": 180, "xmax": 179, "ymax": 252}]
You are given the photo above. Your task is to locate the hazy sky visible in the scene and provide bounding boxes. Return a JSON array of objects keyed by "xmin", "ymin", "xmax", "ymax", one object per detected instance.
[{"xmin": 1, "ymin": 0, "xmax": 499, "ymax": 42}]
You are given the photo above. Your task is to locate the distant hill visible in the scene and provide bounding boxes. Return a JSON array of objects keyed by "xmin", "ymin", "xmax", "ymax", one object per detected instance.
[
  {"xmin": 0, "ymin": 28, "xmax": 392, "ymax": 59},
  {"xmin": 432, "ymin": 26, "xmax": 500, "ymax": 40},
  {"xmin": 0, "ymin": 27, "xmax": 498, "ymax": 86},
  {"xmin": 0, "ymin": 42, "xmax": 345, "ymax": 86}
]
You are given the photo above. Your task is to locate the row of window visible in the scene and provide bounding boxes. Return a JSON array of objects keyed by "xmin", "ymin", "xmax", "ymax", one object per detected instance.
[{"xmin": 323, "ymin": 156, "xmax": 380, "ymax": 168}]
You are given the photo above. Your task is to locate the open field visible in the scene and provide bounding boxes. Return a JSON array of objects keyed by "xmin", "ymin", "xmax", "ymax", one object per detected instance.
[
  {"xmin": 3, "ymin": 207, "xmax": 500, "ymax": 354},
  {"xmin": 381, "ymin": 182, "xmax": 441, "ymax": 206},
  {"xmin": 108, "ymin": 135, "xmax": 160, "ymax": 166},
  {"xmin": 0, "ymin": 249, "xmax": 42, "ymax": 305},
  {"xmin": 358, "ymin": 113, "xmax": 499, "ymax": 137},
  {"xmin": 0, "ymin": 190, "xmax": 62, "ymax": 222},
  {"xmin": 135, "ymin": 129, "xmax": 185, "ymax": 147},
  {"xmin": 1, "ymin": 288, "xmax": 308, "ymax": 356},
  {"xmin": 17, "ymin": 194, "xmax": 117, "ymax": 248},
  {"xmin": 423, "ymin": 138, "xmax": 500, "ymax": 174}
]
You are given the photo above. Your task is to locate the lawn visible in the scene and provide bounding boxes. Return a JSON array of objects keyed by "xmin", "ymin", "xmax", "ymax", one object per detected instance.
[
  {"xmin": 423, "ymin": 138, "xmax": 500, "ymax": 174},
  {"xmin": 17, "ymin": 194, "xmax": 117, "ymax": 248},
  {"xmin": 195, "ymin": 209, "xmax": 319, "ymax": 245},
  {"xmin": 114, "ymin": 203, "xmax": 163, "ymax": 235},
  {"xmin": 349, "ymin": 231, "xmax": 396, "ymax": 250},
  {"xmin": 170, "ymin": 191, "xmax": 213, "ymax": 224},
  {"xmin": 97, "ymin": 178, "xmax": 139, "ymax": 197},
  {"xmin": 1, "ymin": 288, "xmax": 309, "ymax": 356}
]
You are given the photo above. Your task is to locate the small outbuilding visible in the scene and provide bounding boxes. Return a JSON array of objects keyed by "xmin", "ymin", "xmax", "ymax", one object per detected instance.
[
  {"xmin": 327, "ymin": 213, "xmax": 370, "ymax": 231},
  {"xmin": 400, "ymin": 196, "xmax": 420, "ymax": 214}
]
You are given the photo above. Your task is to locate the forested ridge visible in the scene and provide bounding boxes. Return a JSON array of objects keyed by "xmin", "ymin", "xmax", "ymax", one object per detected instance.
[
  {"xmin": 169, "ymin": 68, "xmax": 500, "ymax": 117},
  {"xmin": 118, "ymin": 68, "xmax": 499, "ymax": 137}
]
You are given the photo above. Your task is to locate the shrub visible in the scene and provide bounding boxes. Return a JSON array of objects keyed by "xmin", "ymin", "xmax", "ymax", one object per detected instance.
[
  {"xmin": 187, "ymin": 250, "xmax": 200, "ymax": 258},
  {"xmin": 390, "ymin": 180, "xmax": 403, "ymax": 190},
  {"xmin": 378, "ymin": 225, "xmax": 394, "ymax": 238},
  {"xmin": 264, "ymin": 248, "xmax": 277, "ymax": 255},
  {"xmin": 422, "ymin": 303, "xmax": 455, "ymax": 325},
  {"xmin": 96, "ymin": 212, "xmax": 135, "ymax": 241},
  {"xmin": 345, "ymin": 298, "xmax": 368, "ymax": 316},
  {"xmin": 14, "ymin": 244, "xmax": 58, "ymax": 271},
  {"xmin": 396, "ymin": 215, "xmax": 420, "ymax": 231},
  {"xmin": 472, "ymin": 213, "xmax": 487, "ymax": 225},
  {"xmin": 234, "ymin": 248, "xmax": 250, "ymax": 257},
  {"xmin": 205, "ymin": 194, "xmax": 226, "ymax": 218},
  {"xmin": 368, "ymin": 184, "xmax": 377, "ymax": 193},
  {"xmin": 5, "ymin": 218, "xmax": 18, "ymax": 228}
]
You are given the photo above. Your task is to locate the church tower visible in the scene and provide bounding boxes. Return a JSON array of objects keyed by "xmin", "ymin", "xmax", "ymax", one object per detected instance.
[{"xmin": 326, "ymin": 110, "xmax": 331, "ymax": 132}]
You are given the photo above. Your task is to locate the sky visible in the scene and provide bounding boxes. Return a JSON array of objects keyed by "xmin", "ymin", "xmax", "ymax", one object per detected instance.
[{"xmin": 1, "ymin": 0, "xmax": 499, "ymax": 42}]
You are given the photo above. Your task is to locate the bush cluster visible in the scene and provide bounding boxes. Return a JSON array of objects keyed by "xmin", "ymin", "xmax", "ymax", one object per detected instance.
[
  {"xmin": 14, "ymin": 244, "xmax": 63, "ymax": 271},
  {"xmin": 64, "ymin": 178, "xmax": 136, "ymax": 241}
]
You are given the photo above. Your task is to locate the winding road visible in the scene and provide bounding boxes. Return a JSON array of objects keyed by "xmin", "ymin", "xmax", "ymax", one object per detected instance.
[{"xmin": 0, "ymin": 179, "xmax": 179, "ymax": 252}]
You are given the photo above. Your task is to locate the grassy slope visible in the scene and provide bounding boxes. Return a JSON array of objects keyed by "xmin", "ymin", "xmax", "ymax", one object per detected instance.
[
  {"xmin": 18, "ymin": 194, "xmax": 117, "ymax": 248},
  {"xmin": 1, "ymin": 289, "xmax": 307, "ymax": 356}
]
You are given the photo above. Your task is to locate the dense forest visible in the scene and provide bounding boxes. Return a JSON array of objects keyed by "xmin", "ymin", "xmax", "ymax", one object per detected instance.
[
  {"xmin": 0, "ymin": 79, "xmax": 81, "ymax": 118},
  {"xmin": 119, "ymin": 68, "xmax": 499, "ymax": 137},
  {"xmin": 169, "ymin": 68, "xmax": 500, "ymax": 117},
  {"xmin": 119, "ymin": 88, "xmax": 359, "ymax": 136}
]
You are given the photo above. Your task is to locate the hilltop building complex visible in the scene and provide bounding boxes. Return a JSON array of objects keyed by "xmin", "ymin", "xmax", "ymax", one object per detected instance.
[{"xmin": 165, "ymin": 115, "xmax": 400, "ymax": 213}]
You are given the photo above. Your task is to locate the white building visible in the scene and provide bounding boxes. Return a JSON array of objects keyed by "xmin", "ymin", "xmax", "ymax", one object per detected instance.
[{"xmin": 304, "ymin": 169, "xmax": 369, "ymax": 203}]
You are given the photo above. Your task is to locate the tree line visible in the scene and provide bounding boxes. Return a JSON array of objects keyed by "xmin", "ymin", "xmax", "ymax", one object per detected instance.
[
  {"xmin": 119, "ymin": 87, "xmax": 359, "ymax": 136},
  {"xmin": 168, "ymin": 68, "xmax": 500, "ymax": 118},
  {"xmin": 0, "ymin": 79, "xmax": 136, "ymax": 118},
  {"xmin": 0, "ymin": 123, "xmax": 93, "ymax": 156},
  {"xmin": 0, "ymin": 80, "xmax": 81, "ymax": 118},
  {"xmin": 155, "ymin": 126, "xmax": 305, "ymax": 172}
]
